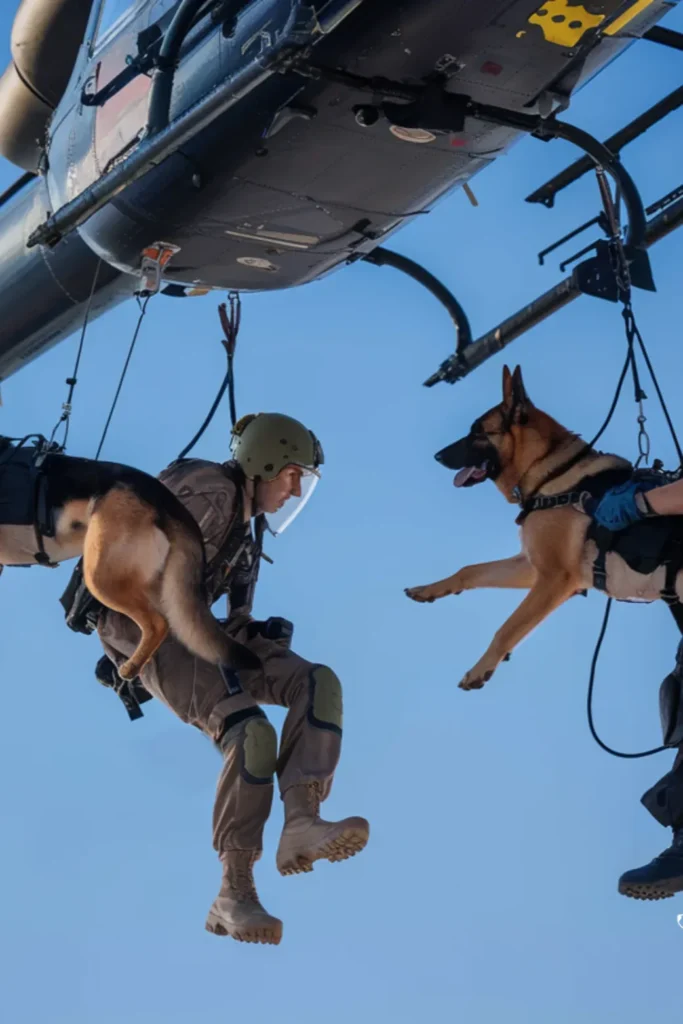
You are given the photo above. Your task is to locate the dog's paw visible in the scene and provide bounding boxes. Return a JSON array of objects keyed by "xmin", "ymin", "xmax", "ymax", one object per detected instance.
[
  {"xmin": 458, "ymin": 656, "xmax": 500, "ymax": 691},
  {"xmin": 404, "ymin": 582, "xmax": 461, "ymax": 604},
  {"xmin": 458, "ymin": 650, "xmax": 513, "ymax": 689},
  {"xmin": 118, "ymin": 657, "xmax": 141, "ymax": 681},
  {"xmin": 458, "ymin": 668, "xmax": 493, "ymax": 691}
]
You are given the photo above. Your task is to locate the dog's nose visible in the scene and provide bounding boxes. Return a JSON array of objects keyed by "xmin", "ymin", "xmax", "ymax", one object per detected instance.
[{"xmin": 434, "ymin": 440, "xmax": 461, "ymax": 467}]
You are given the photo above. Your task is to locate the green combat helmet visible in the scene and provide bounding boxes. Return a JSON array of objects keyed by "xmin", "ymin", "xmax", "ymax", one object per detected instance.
[
  {"xmin": 230, "ymin": 412, "xmax": 324, "ymax": 479},
  {"xmin": 230, "ymin": 413, "xmax": 324, "ymax": 534}
]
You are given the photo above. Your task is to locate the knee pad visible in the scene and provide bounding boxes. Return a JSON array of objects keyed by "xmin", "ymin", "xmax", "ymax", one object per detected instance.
[
  {"xmin": 308, "ymin": 665, "xmax": 343, "ymax": 736},
  {"xmin": 242, "ymin": 716, "xmax": 277, "ymax": 785},
  {"xmin": 217, "ymin": 707, "xmax": 276, "ymax": 784}
]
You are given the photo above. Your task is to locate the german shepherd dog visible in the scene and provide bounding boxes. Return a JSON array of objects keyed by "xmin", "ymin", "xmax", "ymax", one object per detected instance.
[
  {"xmin": 405, "ymin": 365, "xmax": 677, "ymax": 691},
  {"xmin": 0, "ymin": 445, "xmax": 256, "ymax": 680}
]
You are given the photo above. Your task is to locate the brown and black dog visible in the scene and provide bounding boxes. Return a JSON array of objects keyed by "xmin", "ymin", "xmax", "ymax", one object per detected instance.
[
  {"xmin": 406, "ymin": 364, "xmax": 680, "ymax": 690},
  {"xmin": 0, "ymin": 442, "xmax": 256, "ymax": 680}
]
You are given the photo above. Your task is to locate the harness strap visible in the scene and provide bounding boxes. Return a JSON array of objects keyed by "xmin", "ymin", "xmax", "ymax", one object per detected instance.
[
  {"xmin": 204, "ymin": 462, "xmax": 250, "ymax": 601},
  {"xmin": 661, "ymin": 535, "xmax": 683, "ymax": 606},
  {"xmin": 589, "ymin": 523, "xmax": 611, "ymax": 593},
  {"xmin": 516, "ymin": 466, "xmax": 633, "ymax": 524},
  {"xmin": 94, "ymin": 655, "xmax": 153, "ymax": 722},
  {"xmin": 517, "ymin": 489, "xmax": 585, "ymax": 521},
  {"xmin": 519, "ymin": 443, "xmax": 592, "ymax": 507},
  {"xmin": 32, "ymin": 472, "xmax": 57, "ymax": 567}
]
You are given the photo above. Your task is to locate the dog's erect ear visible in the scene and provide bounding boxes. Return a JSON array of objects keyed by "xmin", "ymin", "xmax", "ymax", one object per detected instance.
[
  {"xmin": 502, "ymin": 365, "xmax": 513, "ymax": 407},
  {"xmin": 511, "ymin": 366, "xmax": 529, "ymax": 407},
  {"xmin": 503, "ymin": 365, "xmax": 530, "ymax": 423}
]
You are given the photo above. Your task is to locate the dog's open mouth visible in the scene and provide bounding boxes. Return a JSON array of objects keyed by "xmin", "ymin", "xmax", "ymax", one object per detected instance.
[{"xmin": 454, "ymin": 462, "xmax": 489, "ymax": 488}]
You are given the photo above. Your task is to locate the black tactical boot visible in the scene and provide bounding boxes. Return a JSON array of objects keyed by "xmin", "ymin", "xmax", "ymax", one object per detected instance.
[{"xmin": 618, "ymin": 827, "xmax": 683, "ymax": 900}]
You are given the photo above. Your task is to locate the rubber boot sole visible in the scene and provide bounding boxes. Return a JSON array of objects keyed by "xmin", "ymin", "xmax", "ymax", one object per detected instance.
[
  {"xmin": 277, "ymin": 823, "xmax": 369, "ymax": 877},
  {"xmin": 205, "ymin": 908, "xmax": 283, "ymax": 944},
  {"xmin": 618, "ymin": 876, "xmax": 683, "ymax": 901}
]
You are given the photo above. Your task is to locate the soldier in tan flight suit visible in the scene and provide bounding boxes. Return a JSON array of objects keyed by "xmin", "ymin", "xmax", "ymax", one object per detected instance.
[{"xmin": 96, "ymin": 412, "xmax": 369, "ymax": 945}]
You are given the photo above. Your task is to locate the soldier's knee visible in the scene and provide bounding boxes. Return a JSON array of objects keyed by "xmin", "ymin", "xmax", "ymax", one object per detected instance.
[
  {"xmin": 243, "ymin": 716, "xmax": 277, "ymax": 783},
  {"xmin": 308, "ymin": 665, "xmax": 343, "ymax": 735},
  {"xmin": 218, "ymin": 707, "xmax": 276, "ymax": 784}
]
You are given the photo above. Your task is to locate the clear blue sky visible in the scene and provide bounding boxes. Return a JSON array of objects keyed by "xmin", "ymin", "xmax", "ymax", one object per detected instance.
[{"xmin": 1, "ymin": 5, "xmax": 683, "ymax": 1022}]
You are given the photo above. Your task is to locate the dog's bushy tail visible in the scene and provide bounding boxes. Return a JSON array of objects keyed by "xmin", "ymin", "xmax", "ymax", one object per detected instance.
[{"xmin": 159, "ymin": 520, "xmax": 257, "ymax": 671}]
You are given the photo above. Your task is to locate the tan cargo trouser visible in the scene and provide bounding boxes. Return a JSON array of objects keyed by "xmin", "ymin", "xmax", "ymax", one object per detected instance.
[{"xmin": 98, "ymin": 612, "xmax": 343, "ymax": 854}]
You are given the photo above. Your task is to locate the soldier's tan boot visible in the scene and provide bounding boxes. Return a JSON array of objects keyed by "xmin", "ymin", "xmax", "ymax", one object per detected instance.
[
  {"xmin": 276, "ymin": 781, "xmax": 369, "ymax": 876},
  {"xmin": 205, "ymin": 850, "xmax": 283, "ymax": 944}
]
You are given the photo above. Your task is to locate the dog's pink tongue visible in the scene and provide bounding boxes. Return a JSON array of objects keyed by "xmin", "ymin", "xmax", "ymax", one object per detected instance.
[{"xmin": 454, "ymin": 466, "xmax": 478, "ymax": 487}]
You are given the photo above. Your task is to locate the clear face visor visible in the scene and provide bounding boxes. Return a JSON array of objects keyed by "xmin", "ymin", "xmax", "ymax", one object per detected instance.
[{"xmin": 265, "ymin": 467, "xmax": 320, "ymax": 537}]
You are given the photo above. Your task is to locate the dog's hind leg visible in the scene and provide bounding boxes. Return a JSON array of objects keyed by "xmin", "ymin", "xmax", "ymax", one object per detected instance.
[
  {"xmin": 406, "ymin": 554, "xmax": 537, "ymax": 604},
  {"xmin": 83, "ymin": 490, "xmax": 171, "ymax": 680},
  {"xmin": 83, "ymin": 487, "xmax": 259, "ymax": 679}
]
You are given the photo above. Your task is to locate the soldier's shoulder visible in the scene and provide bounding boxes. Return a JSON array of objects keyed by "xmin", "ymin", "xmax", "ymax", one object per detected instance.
[{"xmin": 158, "ymin": 458, "xmax": 241, "ymax": 494}]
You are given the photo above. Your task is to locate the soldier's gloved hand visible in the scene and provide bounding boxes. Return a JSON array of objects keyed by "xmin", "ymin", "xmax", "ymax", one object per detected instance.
[
  {"xmin": 246, "ymin": 617, "xmax": 294, "ymax": 649},
  {"xmin": 585, "ymin": 480, "xmax": 658, "ymax": 531}
]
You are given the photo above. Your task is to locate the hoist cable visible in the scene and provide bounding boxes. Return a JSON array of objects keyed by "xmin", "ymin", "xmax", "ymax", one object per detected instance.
[
  {"xmin": 95, "ymin": 295, "xmax": 150, "ymax": 460},
  {"xmin": 631, "ymin": 317, "xmax": 683, "ymax": 467},
  {"xmin": 177, "ymin": 293, "xmax": 241, "ymax": 460},
  {"xmin": 48, "ymin": 259, "xmax": 102, "ymax": 451}
]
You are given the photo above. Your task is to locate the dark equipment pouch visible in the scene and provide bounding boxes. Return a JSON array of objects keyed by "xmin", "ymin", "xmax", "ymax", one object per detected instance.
[
  {"xmin": 60, "ymin": 561, "xmax": 152, "ymax": 721},
  {"xmin": 59, "ymin": 558, "xmax": 105, "ymax": 635},
  {"xmin": 95, "ymin": 654, "xmax": 153, "ymax": 722},
  {"xmin": 246, "ymin": 616, "xmax": 294, "ymax": 649}
]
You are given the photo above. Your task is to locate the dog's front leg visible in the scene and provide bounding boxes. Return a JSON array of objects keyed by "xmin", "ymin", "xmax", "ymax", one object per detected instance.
[
  {"xmin": 459, "ymin": 571, "xmax": 579, "ymax": 691},
  {"xmin": 405, "ymin": 553, "xmax": 536, "ymax": 604}
]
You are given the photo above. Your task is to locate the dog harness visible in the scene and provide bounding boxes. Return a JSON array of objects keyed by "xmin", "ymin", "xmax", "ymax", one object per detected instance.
[
  {"xmin": 516, "ymin": 462, "xmax": 683, "ymax": 615},
  {"xmin": 0, "ymin": 435, "xmax": 60, "ymax": 566}
]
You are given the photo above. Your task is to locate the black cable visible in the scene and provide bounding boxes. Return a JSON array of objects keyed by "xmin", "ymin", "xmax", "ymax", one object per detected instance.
[
  {"xmin": 227, "ymin": 351, "xmax": 237, "ymax": 429},
  {"xmin": 95, "ymin": 295, "xmax": 150, "ymax": 460},
  {"xmin": 632, "ymin": 318, "xmax": 683, "ymax": 466},
  {"xmin": 49, "ymin": 259, "xmax": 102, "ymax": 450},
  {"xmin": 587, "ymin": 598, "xmax": 668, "ymax": 758},
  {"xmin": 177, "ymin": 293, "xmax": 241, "ymax": 460},
  {"xmin": 177, "ymin": 362, "xmax": 232, "ymax": 460},
  {"xmin": 587, "ymin": 344, "xmax": 633, "ymax": 449}
]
